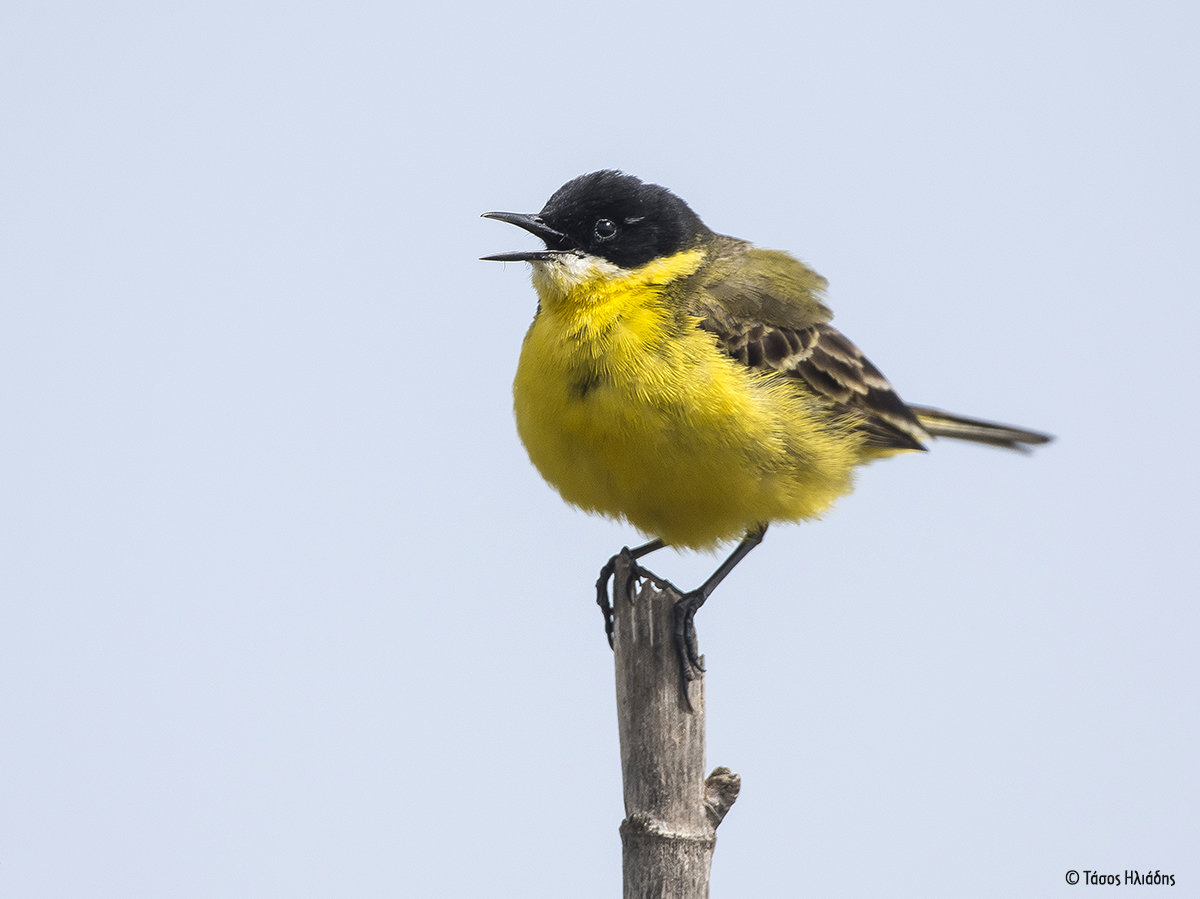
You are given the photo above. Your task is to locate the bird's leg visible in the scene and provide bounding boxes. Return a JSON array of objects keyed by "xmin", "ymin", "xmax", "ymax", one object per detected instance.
[
  {"xmin": 596, "ymin": 538, "xmax": 666, "ymax": 648},
  {"xmin": 673, "ymin": 524, "xmax": 768, "ymax": 681}
]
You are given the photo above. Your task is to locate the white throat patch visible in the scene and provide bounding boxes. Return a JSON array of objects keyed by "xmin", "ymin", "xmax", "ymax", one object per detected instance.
[{"xmin": 531, "ymin": 252, "xmax": 624, "ymax": 296}]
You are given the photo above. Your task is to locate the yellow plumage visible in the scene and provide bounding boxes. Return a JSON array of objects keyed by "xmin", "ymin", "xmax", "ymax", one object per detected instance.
[
  {"xmin": 513, "ymin": 248, "xmax": 863, "ymax": 550},
  {"xmin": 485, "ymin": 170, "xmax": 1050, "ymax": 567}
]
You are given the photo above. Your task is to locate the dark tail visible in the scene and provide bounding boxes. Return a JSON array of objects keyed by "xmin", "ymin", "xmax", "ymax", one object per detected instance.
[{"xmin": 908, "ymin": 405, "xmax": 1054, "ymax": 453}]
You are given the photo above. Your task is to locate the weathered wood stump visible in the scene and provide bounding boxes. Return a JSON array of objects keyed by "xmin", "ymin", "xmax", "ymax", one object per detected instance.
[{"xmin": 612, "ymin": 553, "xmax": 740, "ymax": 899}]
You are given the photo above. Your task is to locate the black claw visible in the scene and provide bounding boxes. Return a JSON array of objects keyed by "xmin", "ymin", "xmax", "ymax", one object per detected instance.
[
  {"xmin": 596, "ymin": 539, "xmax": 671, "ymax": 649},
  {"xmin": 597, "ymin": 546, "xmax": 654, "ymax": 650},
  {"xmin": 672, "ymin": 590, "xmax": 707, "ymax": 683},
  {"xmin": 596, "ymin": 556, "xmax": 618, "ymax": 649}
]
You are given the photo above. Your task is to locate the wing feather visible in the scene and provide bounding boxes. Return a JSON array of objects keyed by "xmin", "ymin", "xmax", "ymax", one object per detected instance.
[{"xmin": 686, "ymin": 238, "xmax": 929, "ymax": 452}]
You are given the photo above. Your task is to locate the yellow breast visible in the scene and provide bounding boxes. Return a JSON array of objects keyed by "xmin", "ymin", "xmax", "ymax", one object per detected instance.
[{"xmin": 512, "ymin": 251, "xmax": 863, "ymax": 550}]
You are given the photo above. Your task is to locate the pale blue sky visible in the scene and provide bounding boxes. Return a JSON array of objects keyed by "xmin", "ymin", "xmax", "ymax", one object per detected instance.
[{"xmin": 2, "ymin": 1, "xmax": 1196, "ymax": 896}]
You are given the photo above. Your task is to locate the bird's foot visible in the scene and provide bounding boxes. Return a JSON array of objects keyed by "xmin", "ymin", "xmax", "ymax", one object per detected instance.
[
  {"xmin": 596, "ymin": 547, "xmax": 673, "ymax": 649},
  {"xmin": 671, "ymin": 589, "xmax": 708, "ymax": 683},
  {"xmin": 596, "ymin": 548, "xmax": 636, "ymax": 649}
]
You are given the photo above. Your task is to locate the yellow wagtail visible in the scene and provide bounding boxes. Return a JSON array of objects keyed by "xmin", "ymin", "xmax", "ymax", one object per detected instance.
[{"xmin": 483, "ymin": 170, "xmax": 1051, "ymax": 676}]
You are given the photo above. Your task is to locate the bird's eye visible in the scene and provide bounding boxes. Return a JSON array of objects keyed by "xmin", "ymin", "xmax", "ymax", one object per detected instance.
[{"xmin": 594, "ymin": 218, "xmax": 618, "ymax": 241}]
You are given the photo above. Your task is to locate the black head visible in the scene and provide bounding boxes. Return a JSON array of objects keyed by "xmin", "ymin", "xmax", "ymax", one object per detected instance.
[{"xmin": 482, "ymin": 171, "xmax": 710, "ymax": 269}]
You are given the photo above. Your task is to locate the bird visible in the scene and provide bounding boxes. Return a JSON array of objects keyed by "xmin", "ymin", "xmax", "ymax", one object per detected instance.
[{"xmin": 482, "ymin": 170, "xmax": 1051, "ymax": 678}]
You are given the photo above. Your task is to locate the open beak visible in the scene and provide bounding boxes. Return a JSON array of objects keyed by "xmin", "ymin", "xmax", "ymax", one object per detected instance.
[{"xmin": 480, "ymin": 211, "xmax": 575, "ymax": 262}]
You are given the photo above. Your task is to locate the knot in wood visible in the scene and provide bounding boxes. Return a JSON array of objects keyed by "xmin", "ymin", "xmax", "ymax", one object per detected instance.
[{"xmin": 619, "ymin": 814, "xmax": 716, "ymax": 849}]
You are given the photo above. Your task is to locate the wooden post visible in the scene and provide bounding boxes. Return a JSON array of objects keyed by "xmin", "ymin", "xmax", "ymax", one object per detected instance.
[{"xmin": 612, "ymin": 554, "xmax": 741, "ymax": 899}]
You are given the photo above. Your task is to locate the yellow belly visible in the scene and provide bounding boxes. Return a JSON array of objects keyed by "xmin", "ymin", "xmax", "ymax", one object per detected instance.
[{"xmin": 512, "ymin": 291, "xmax": 865, "ymax": 550}]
